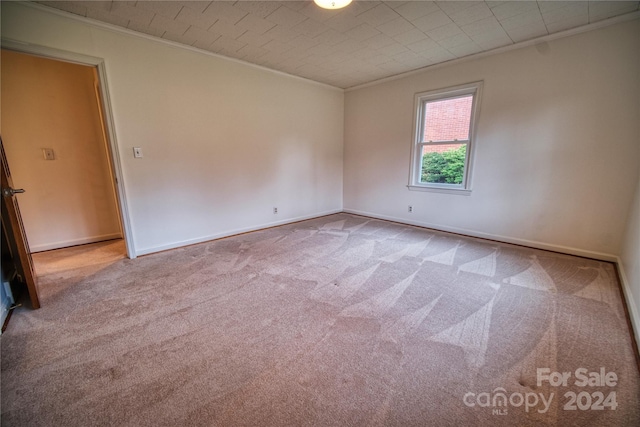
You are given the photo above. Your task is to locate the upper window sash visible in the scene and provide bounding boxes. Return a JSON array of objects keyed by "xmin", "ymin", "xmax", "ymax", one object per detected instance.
[{"xmin": 418, "ymin": 94, "xmax": 474, "ymax": 144}]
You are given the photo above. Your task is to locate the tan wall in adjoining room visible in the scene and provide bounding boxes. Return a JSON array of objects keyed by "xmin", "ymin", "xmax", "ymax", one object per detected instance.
[{"xmin": 1, "ymin": 49, "xmax": 122, "ymax": 252}]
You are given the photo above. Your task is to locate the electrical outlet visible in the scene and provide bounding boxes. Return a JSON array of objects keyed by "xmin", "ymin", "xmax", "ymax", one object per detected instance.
[
  {"xmin": 408, "ymin": 205, "xmax": 413, "ymax": 213},
  {"xmin": 43, "ymin": 148, "xmax": 55, "ymax": 160},
  {"xmin": 273, "ymin": 207, "xmax": 278, "ymax": 214},
  {"xmin": 133, "ymin": 147, "xmax": 143, "ymax": 158}
]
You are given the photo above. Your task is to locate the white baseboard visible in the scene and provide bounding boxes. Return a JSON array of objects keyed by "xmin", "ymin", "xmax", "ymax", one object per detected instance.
[
  {"xmin": 30, "ymin": 233, "xmax": 123, "ymax": 252},
  {"xmin": 615, "ymin": 257, "xmax": 640, "ymax": 354},
  {"xmin": 135, "ymin": 209, "xmax": 343, "ymax": 256},
  {"xmin": 342, "ymin": 209, "xmax": 618, "ymax": 262}
]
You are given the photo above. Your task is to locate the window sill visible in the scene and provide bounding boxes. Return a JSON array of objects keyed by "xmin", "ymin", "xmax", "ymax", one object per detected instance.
[{"xmin": 407, "ymin": 185, "xmax": 471, "ymax": 196}]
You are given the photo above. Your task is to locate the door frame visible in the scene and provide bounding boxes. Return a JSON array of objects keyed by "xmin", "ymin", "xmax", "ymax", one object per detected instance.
[{"xmin": 2, "ymin": 39, "xmax": 136, "ymax": 259}]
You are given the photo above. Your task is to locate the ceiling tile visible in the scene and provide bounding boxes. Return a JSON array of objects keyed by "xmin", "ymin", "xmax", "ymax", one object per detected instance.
[
  {"xmin": 181, "ymin": 2, "xmax": 212, "ymax": 14},
  {"xmin": 546, "ymin": 14, "xmax": 589, "ymax": 33},
  {"xmin": 235, "ymin": 13, "xmax": 277, "ymax": 34},
  {"xmin": 325, "ymin": 10, "xmax": 365, "ymax": 32},
  {"xmin": 436, "ymin": 0, "xmax": 478, "ymax": 15},
  {"xmin": 375, "ymin": 41, "xmax": 409, "ymax": 56},
  {"xmin": 376, "ymin": 17, "xmax": 416, "ymax": 37},
  {"xmin": 437, "ymin": 33, "xmax": 473, "ymax": 49},
  {"xmin": 489, "ymin": 0, "xmax": 539, "ymax": 20},
  {"xmin": 184, "ymin": 25, "xmax": 221, "ymax": 46},
  {"xmin": 334, "ymin": 38, "xmax": 369, "ymax": 54},
  {"xmin": 136, "ymin": 1, "xmax": 183, "ymax": 20},
  {"xmin": 407, "ymin": 37, "xmax": 439, "ymax": 53},
  {"xmin": 393, "ymin": 50, "xmax": 429, "ymax": 67},
  {"xmin": 282, "ymin": 2, "xmax": 308, "ymax": 12},
  {"xmin": 392, "ymin": 28, "xmax": 430, "ymax": 45},
  {"xmin": 39, "ymin": 1, "xmax": 87, "ymax": 16},
  {"xmin": 345, "ymin": 23, "xmax": 382, "ymax": 41},
  {"xmin": 412, "ymin": 10, "xmax": 453, "ymax": 32},
  {"xmin": 237, "ymin": 30, "xmax": 273, "ymax": 48},
  {"xmin": 461, "ymin": 16, "xmax": 504, "ymax": 37},
  {"xmin": 83, "ymin": 1, "xmax": 112, "ymax": 13},
  {"xmin": 265, "ymin": 5, "xmax": 308, "ymax": 27},
  {"xmin": 357, "ymin": 3, "xmax": 401, "ymax": 27},
  {"xmin": 202, "ymin": 2, "xmax": 248, "ymax": 25},
  {"xmin": 426, "ymin": 22, "xmax": 464, "ymax": 42},
  {"xmin": 288, "ymin": 34, "xmax": 321, "ymax": 50},
  {"xmin": 262, "ymin": 39, "xmax": 294, "ymax": 55},
  {"xmin": 209, "ymin": 19, "xmax": 247, "ymax": 39},
  {"xmin": 447, "ymin": 2, "xmax": 494, "ymax": 26},
  {"xmin": 265, "ymin": 25, "xmax": 302, "ymax": 42},
  {"xmin": 149, "ymin": 13, "xmax": 190, "ymax": 36},
  {"xmin": 312, "ymin": 29, "xmax": 349, "ymax": 46},
  {"xmin": 291, "ymin": 18, "xmax": 330, "ymax": 38},
  {"xmin": 175, "ymin": 6, "xmax": 215, "ymax": 30},
  {"xmin": 111, "ymin": 2, "xmax": 154, "ymax": 27},
  {"xmin": 364, "ymin": 53, "xmax": 393, "ymax": 65},
  {"xmin": 499, "ymin": 10, "xmax": 545, "ymax": 31},
  {"xmin": 541, "ymin": 2, "xmax": 588, "ymax": 25},
  {"xmin": 234, "ymin": 1, "xmax": 282, "ymax": 18},
  {"xmin": 394, "ymin": 1, "xmax": 441, "ymax": 21},
  {"xmin": 436, "ymin": 1, "xmax": 478, "ymax": 15},
  {"xmin": 362, "ymin": 33, "xmax": 398, "ymax": 49}
]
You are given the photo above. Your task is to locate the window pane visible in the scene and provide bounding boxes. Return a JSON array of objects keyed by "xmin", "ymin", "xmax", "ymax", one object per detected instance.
[
  {"xmin": 420, "ymin": 144, "xmax": 466, "ymax": 184},
  {"xmin": 423, "ymin": 95, "xmax": 473, "ymax": 142}
]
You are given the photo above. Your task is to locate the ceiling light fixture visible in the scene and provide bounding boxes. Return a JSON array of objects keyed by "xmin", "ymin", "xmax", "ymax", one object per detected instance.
[{"xmin": 313, "ymin": 0, "xmax": 352, "ymax": 10}]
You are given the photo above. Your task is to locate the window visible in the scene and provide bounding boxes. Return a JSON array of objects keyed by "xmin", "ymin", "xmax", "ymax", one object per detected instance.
[{"xmin": 409, "ymin": 82, "xmax": 482, "ymax": 194}]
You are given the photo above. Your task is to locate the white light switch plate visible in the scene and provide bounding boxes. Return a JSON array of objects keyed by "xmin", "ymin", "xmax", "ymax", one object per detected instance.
[{"xmin": 133, "ymin": 147, "xmax": 143, "ymax": 158}]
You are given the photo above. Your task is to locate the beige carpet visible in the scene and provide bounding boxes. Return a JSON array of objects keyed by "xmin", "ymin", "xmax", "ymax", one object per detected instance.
[{"xmin": 1, "ymin": 214, "xmax": 639, "ymax": 426}]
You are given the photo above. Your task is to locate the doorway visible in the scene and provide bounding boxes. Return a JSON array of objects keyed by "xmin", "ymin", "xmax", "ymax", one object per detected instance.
[{"xmin": 1, "ymin": 43, "xmax": 135, "ymax": 310}]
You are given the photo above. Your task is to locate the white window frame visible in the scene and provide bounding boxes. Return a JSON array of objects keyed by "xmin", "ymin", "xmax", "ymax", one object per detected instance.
[{"xmin": 408, "ymin": 81, "xmax": 482, "ymax": 195}]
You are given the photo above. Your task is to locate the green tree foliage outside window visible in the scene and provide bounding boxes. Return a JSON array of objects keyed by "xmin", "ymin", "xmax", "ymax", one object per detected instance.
[{"xmin": 421, "ymin": 145, "xmax": 467, "ymax": 184}]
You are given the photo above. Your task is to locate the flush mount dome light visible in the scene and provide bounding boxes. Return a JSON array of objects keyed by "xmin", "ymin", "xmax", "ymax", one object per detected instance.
[{"xmin": 314, "ymin": 0, "xmax": 352, "ymax": 10}]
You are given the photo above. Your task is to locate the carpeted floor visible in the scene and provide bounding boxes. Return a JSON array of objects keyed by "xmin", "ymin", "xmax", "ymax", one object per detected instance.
[{"xmin": 1, "ymin": 213, "xmax": 639, "ymax": 426}]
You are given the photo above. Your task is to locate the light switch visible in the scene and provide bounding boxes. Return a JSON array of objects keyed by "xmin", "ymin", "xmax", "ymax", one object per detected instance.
[
  {"xmin": 133, "ymin": 147, "xmax": 143, "ymax": 158},
  {"xmin": 43, "ymin": 148, "xmax": 55, "ymax": 160}
]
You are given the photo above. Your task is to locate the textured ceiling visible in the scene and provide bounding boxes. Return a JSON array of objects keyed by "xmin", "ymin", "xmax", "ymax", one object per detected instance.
[{"xmin": 35, "ymin": 1, "xmax": 640, "ymax": 88}]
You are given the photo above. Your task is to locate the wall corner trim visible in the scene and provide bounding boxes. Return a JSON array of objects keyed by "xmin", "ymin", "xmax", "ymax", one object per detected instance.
[{"xmin": 616, "ymin": 256, "xmax": 640, "ymax": 355}]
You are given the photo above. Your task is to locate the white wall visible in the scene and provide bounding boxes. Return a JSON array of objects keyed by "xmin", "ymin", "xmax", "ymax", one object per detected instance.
[
  {"xmin": 344, "ymin": 19, "xmax": 640, "ymax": 259},
  {"xmin": 620, "ymin": 176, "xmax": 640, "ymax": 347},
  {"xmin": 2, "ymin": 50, "xmax": 122, "ymax": 252},
  {"xmin": 1, "ymin": 2, "xmax": 344, "ymax": 256}
]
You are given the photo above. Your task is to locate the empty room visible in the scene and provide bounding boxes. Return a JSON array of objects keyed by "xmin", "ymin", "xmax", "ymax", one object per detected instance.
[{"xmin": 1, "ymin": 1, "xmax": 639, "ymax": 426}]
